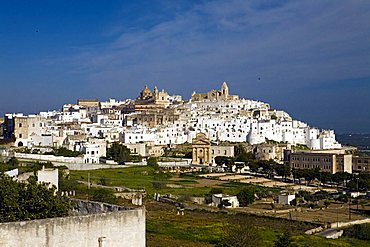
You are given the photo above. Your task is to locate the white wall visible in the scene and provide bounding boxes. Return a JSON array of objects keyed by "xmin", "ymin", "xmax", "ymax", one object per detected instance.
[{"xmin": 0, "ymin": 208, "xmax": 145, "ymax": 247}]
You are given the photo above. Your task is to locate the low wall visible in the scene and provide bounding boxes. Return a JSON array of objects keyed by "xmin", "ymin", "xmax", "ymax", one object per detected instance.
[
  {"xmin": 52, "ymin": 162, "xmax": 123, "ymax": 170},
  {"xmin": 0, "ymin": 200, "xmax": 145, "ymax": 247},
  {"xmin": 15, "ymin": 153, "xmax": 83, "ymax": 163},
  {"xmin": 330, "ymin": 218, "xmax": 370, "ymax": 229},
  {"xmin": 158, "ymin": 161, "xmax": 191, "ymax": 166},
  {"xmin": 305, "ymin": 226, "xmax": 323, "ymax": 235}
]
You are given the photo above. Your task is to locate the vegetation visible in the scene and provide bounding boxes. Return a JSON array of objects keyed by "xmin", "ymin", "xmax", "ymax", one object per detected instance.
[
  {"xmin": 0, "ymin": 157, "xmax": 19, "ymax": 173},
  {"xmin": 106, "ymin": 142, "xmax": 131, "ymax": 163},
  {"xmin": 217, "ymin": 216, "xmax": 262, "ymax": 247},
  {"xmin": 0, "ymin": 173, "xmax": 71, "ymax": 222},
  {"xmin": 69, "ymin": 166, "xmax": 280, "ymax": 199},
  {"xmin": 292, "ymin": 168, "xmax": 370, "ymax": 191},
  {"xmin": 147, "ymin": 157, "xmax": 159, "ymax": 170},
  {"xmin": 234, "ymin": 144, "xmax": 254, "ymax": 163},
  {"xmin": 146, "ymin": 201, "xmax": 368, "ymax": 247},
  {"xmin": 90, "ymin": 187, "xmax": 118, "ymax": 204},
  {"xmin": 45, "ymin": 147, "xmax": 82, "ymax": 157},
  {"xmin": 237, "ymin": 188, "xmax": 255, "ymax": 206},
  {"xmin": 215, "ymin": 156, "xmax": 235, "ymax": 169},
  {"xmin": 163, "ymin": 143, "xmax": 192, "ymax": 158},
  {"xmin": 0, "ymin": 158, "xmax": 59, "ymax": 175},
  {"xmin": 344, "ymin": 223, "xmax": 370, "ymax": 241},
  {"xmin": 274, "ymin": 231, "xmax": 294, "ymax": 247}
]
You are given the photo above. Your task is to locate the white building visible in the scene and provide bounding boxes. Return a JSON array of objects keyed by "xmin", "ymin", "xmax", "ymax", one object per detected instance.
[
  {"xmin": 81, "ymin": 143, "xmax": 101, "ymax": 164},
  {"xmin": 37, "ymin": 167, "xmax": 59, "ymax": 191},
  {"xmin": 278, "ymin": 194, "xmax": 295, "ymax": 205},
  {"xmin": 211, "ymin": 194, "xmax": 239, "ymax": 208}
]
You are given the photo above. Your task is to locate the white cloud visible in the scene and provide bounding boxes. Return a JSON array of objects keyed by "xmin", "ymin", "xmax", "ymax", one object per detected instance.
[{"xmin": 44, "ymin": 0, "xmax": 370, "ymax": 99}]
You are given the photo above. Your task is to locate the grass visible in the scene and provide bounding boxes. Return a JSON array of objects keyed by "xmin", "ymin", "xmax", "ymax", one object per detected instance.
[
  {"xmin": 146, "ymin": 201, "xmax": 370, "ymax": 247},
  {"xmin": 70, "ymin": 166, "xmax": 156, "ymax": 189},
  {"xmin": 69, "ymin": 166, "xmax": 280, "ymax": 198},
  {"xmin": 68, "ymin": 167, "xmax": 370, "ymax": 246}
]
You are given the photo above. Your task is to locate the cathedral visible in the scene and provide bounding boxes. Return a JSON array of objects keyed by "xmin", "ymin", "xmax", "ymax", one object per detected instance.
[
  {"xmin": 135, "ymin": 85, "xmax": 170, "ymax": 108},
  {"xmin": 191, "ymin": 82, "xmax": 239, "ymax": 102}
]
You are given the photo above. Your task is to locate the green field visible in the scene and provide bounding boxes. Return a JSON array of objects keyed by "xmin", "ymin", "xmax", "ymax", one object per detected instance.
[
  {"xmin": 68, "ymin": 166, "xmax": 370, "ymax": 247},
  {"xmin": 147, "ymin": 201, "xmax": 370, "ymax": 247},
  {"xmin": 69, "ymin": 166, "xmax": 280, "ymax": 197}
]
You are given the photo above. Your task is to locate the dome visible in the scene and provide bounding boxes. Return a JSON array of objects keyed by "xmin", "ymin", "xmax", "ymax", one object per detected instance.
[{"xmin": 140, "ymin": 85, "xmax": 152, "ymax": 99}]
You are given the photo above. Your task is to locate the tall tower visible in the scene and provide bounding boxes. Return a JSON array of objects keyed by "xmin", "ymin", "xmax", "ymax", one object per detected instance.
[
  {"xmin": 221, "ymin": 82, "xmax": 229, "ymax": 99},
  {"xmin": 153, "ymin": 86, "xmax": 159, "ymax": 99}
]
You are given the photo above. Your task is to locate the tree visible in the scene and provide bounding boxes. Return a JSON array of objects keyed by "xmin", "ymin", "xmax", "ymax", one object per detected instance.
[
  {"xmin": 274, "ymin": 164, "xmax": 291, "ymax": 181},
  {"xmin": 106, "ymin": 142, "xmax": 131, "ymax": 163},
  {"xmin": 0, "ymin": 174, "xmax": 71, "ymax": 223},
  {"xmin": 7, "ymin": 157, "xmax": 19, "ymax": 167},
  {"xmin": 90, "ymin": 187, "xmax": 118, "ymax": 205},
  {"xmin": 248, "ymin": 161, "xmax": 259, "ymax": 173},
  {"xmin": 205, "ymin": 188, "xmax": 223, "ymax": 204},
  {"xmin": 344, "ymin": 224, "xmax": 370, "ymax": 241},
  {"xmin": 237, "ymin": 188, "xmax": 255, "ymax": 207},
  {"xmin": 235, "ymin": 144, "xmax": 254, "ymax": 163},
  {"xmin": 274, "ymin": 231, "xmax": 294, "ymax": 247},
  {"xmin": 303, "ymin": 168, "xmax": 320, "ymax": 185},
  {"xmin": 215, "ymin": 156, "xmax": 235, "ymax": 171},
  {"xmin": 209, "ymin": 188, "xmax": 223, "ymax": 194},
  {"xmin": 47, "ymin": 147, "xmax": 82, "ymax": 157},
  {"xmin": 218, "ymin": 216, "xmax": 262, "ymax": 247},
  {"xmin": 147, "ymin": 157, "xmax": 159, "ymax": 170},
  {"xmin": 259, "ymin": 160, "xmax": 275, "ymax": 178},
  {"xmin": 319, "ymin": 171, "xmax": 332, "ymax": 185}
]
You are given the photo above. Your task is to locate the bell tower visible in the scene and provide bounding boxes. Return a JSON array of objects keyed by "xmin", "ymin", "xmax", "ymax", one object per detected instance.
[{"xmin": 221, "ymin": 82, "xmax": 229, "ymax": 99}]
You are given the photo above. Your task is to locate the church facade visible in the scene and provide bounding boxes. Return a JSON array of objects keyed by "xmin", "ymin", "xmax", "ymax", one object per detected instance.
[
  {"xmin": 192, "ymin": 133, "xmax": 235, "ymax": 166},
  {"xmin": 191, "ymin": 82, "xmax": 239, "ymax": 102}
]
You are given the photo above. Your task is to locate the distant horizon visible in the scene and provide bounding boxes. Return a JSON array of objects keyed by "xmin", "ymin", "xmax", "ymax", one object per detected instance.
[{"xmin": 1, "ymin": 1, "xmax": 369, "ymax": 133}]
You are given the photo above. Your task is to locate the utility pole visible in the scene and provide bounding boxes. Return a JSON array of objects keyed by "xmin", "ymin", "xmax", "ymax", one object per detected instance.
[
  {"xmin": 88, "ymin": 172, "xmax": 90, "ymax": 200},
  {"xmin": 357, "ymin": 177, "xmax": 359, "ymax": 210},
  {"xmin": 337, "ymin": 209, "xmax": 339, "ymax": 228},
  {"xmin": 349, "ymin": 197, "xmax": 351, "ymax": 221}
]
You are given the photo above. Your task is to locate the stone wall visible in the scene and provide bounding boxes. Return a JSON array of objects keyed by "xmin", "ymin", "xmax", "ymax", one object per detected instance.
[
  {"xmin": 0, "ymin": 200, "xmax": 145, "ymax": 247},
  {"xmin": 15, "ymin": 152, "xmax": 84, "ymax": 163},
  {"xmin": 330, "ymin": 218, "xmax": 370, "ymax": 229}
]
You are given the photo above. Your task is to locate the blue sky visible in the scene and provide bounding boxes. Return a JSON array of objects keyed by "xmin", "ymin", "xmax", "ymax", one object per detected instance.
[{"xmin": 0, "ymin": 0, "xmax": 369, "ymax": 133}]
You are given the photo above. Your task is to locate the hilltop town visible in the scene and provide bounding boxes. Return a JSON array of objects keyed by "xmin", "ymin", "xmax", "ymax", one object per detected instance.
[
  {"xmin": 1, "ymin": 82, "xmax": 343, "ymax": 157},
  {"xmin": 1, "ymin": 83, "xmax": 370, "ymax": 246}
]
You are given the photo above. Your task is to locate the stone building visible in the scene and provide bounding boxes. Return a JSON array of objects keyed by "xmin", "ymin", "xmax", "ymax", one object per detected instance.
[
  {"xmin": 352, "ymin": 156, "xmax": 370, "ymax": 173},
  {"xmin": 135, "ymin": 85, "xmax": 170, "ymax": 109},
  {"xmin": 254, "ymin": 143, "xmax": 291, "ymax": 164},
  {"xmin": 77, "ymin": 99, "xmax": 100, "ymax": 108},
  {"xmin": 192, "ymin": 133, "xmax": 211, "ymax": 165},
  {"xmin": 122, "ymin": 85, "xmax": 180, "ymax": 128},
  {"xmin": 125, "ymin": 108, "xmax": 181, "ymax": 128},
  {"xmin": 191, "ymin": 82, "xmax": 239, "ymax": 102},
  {"xmin": 2, "ymin": 114, "xmax": 48, "ymax": 147},
  {"xmin": 191, "ymin": 133, "xmax": 234, "ymax": 166},
  {"xmin": 284, "ymin": 149, "xmax": 352, "ymax": 174}
]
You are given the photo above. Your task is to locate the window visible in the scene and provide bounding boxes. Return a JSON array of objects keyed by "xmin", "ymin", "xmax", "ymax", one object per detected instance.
[
  {"xmin": 19, "ymin": 123, "xmax": 22, "ymax": 128},
  {"xmin": 19, "ymin": 134, "xmax": 22, "ymax": 138}
]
